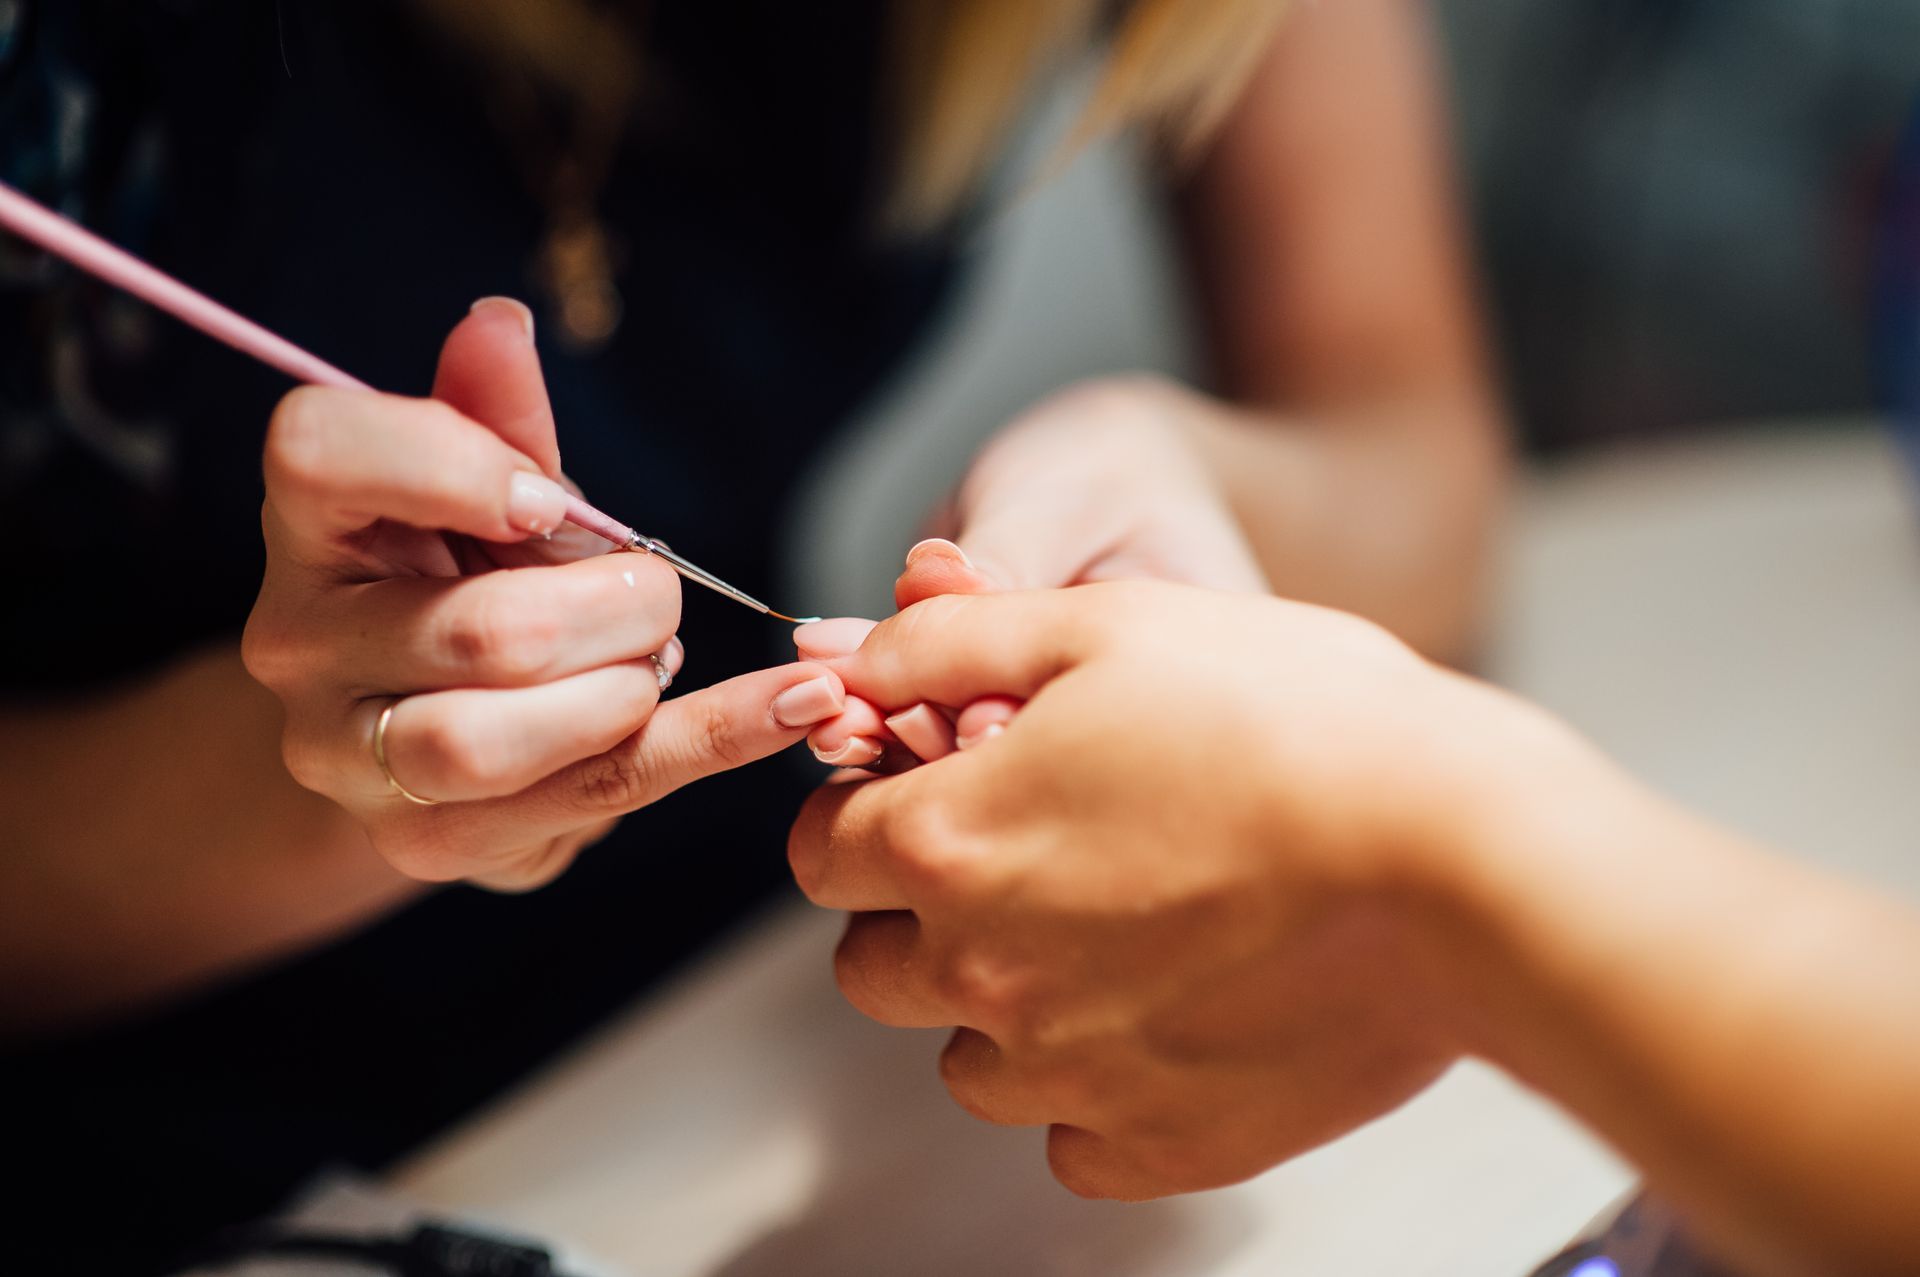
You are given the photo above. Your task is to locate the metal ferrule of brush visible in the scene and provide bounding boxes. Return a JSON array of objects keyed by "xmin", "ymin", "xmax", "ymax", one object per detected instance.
[{"xmin": 625, "ymin": 533, "xmax": 774, "ymax": 616}]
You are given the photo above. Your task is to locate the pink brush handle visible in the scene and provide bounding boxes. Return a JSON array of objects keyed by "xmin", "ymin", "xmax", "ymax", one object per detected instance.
[{"xmin": 0, "ymin": 180, "xmax": 639, "ymax": 545}]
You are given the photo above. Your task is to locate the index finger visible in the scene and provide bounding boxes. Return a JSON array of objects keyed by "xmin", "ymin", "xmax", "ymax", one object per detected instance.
[{"xmin": 798, "ymin": 588, "xmax": 1104, "ymax": 714}]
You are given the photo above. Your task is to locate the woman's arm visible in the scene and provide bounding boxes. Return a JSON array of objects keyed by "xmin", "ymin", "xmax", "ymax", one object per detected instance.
[
  {"xmin": 926, "ymin": 0, "xmax": 1505, "ymax": 664},
  {"xmin": 1173, "ymin": 0, "xmax": 1508, "ymax": 660},
  {"xmin": 1441, "ymin": 747, "xmax": 1920, "ymax": 1277},
  {"xmin": 0, "ymin": 647, "xmax": 416, "ymax": 1034}
]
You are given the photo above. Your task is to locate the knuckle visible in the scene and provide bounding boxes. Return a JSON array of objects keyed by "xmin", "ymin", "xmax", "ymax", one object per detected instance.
[
  {"xmin": 371, "ymin": 823, "xmax": 465, "ymax": 884},
  {"xmin": 413, "ymin": 708, "xmax": 513, "ymax": 794},
  {"xmin": 444, "ymin": 585, "xmax": 563, "ymax": 682},
  {"xmin": 277, "ymin": 722, "xmax": 336, "ymax": 795},
  {"xmin": 571, "ymin": 743, "xmax": 656, "ymax": 812},
  {"xmin": 240, "ymin": 608, "xmax": 300, "ymax": 690},
  {"xmin": 689, "ymin": 696, "xmax": 751, "ymax": 771},
  {"xmin": 933, "ymin": 943, "xmax": 1028, "ymax": 1032},
  {"xmin": 613, "ymin": 554, "xmax": 683, "ymax": 629},
  {"xmin": 884, "ymin": 794, "xmax": 986, "ymax": 900}
]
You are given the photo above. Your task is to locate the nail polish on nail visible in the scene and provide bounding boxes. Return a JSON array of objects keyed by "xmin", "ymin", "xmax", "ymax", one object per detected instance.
[
  {"xmin": 812, "ymin": 736, "xmax": 886, "ymax": 768},
  {"xmin": 662, "ymin": 635, "xmax": 686, "ymax": 676},
  {"xmin": 507, "ymin": 471, "xmax": 568, "ymax": 535},
  {"xmin": 956, "ymin": 722, "xmax": 1007, "ymax": 751},
  {"xmin": 793, "ymin": 616, "xmax": 879, "ymax": 660},
  {"xmin": 905, "ymin": 537, "xmax": 972, "ymax": 569},
  {"xmin": 772, "ymin": 676, "xmax": 846, "ymax": 729},
  {"xmin": 885, "ymin": 703, "xmax": 957, "ymax": 762},
  {"xmin": 471, "ymin": 295, "xmax": 536, "ymax": 343}
]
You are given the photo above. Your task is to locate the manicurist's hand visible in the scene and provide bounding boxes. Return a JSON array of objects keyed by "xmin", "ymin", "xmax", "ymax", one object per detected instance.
[
  {"xmin": 788, "ymin": 583, "xmax": 1519, "ymax": 1197},
  {"xmin": 243, "ymin": 299, "xmax": 847, "ymax": 891}
]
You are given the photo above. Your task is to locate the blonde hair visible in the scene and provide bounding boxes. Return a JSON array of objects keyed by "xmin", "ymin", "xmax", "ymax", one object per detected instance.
[
  {"xmin": 891, "ymin": 0, "xmax": 1285, "ymax": 226},
  {"xmin": 409, "ymin": 0, "xmax": 1287, "ymax": 228}
]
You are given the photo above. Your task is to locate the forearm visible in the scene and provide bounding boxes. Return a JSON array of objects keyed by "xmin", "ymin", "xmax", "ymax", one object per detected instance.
[
  {"xmin": 1186, "ymin": 387, "xmax": 1508, "ymax": 664},
  {"xmin": 1427, "ymin": 710, "xmax": 1920, "ymax": 1276},
  {"xmin": 0, "ymin": 643, "xmax": 420, "ymax": 1034}
]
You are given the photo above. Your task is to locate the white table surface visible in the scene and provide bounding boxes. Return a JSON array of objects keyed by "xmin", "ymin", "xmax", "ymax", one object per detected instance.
[{"xmin": 390, "ymin": 422, "xmax": 1920, "ymax": 1276}]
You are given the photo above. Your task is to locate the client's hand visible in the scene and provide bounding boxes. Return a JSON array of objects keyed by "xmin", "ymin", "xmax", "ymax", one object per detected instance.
[
  {"xmin": 799, "ymin": 378, "xmax": 1269, "ymax": 769},
  {"xmin": 244, "ymin": 299, "xmax": 847, "ymax": 890},
  {"xmin": 788, "ymin": 583, "xmax": 1550, "ymax": 1198},
  {"xmin": 919, "ymin": 377, "xmax": 1269, "ymax": 600}
]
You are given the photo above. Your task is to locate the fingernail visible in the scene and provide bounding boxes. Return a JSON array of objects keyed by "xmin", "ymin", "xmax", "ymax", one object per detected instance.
[
  {"xmin": 772, "ymin": 676, "xmax": 846, "ymax": 729},
  {"xmin": 906, "ymin": 538, "xmax": 972, "ymax": 569},
  {"xmin": 812, "ymin": 736, "xmax": 886, "ymax": 768},
  {"xmin": 662, "ymin": 635, "xmax": 685, "ymax": 677},
  {"xmin": 956, "ymin": 722, "xmax": 1006, "ymax": 751},
  {"xmin": 507, "ymin": 471, "xmax": 568, "ymax": 535},
  {"xmin": 884, "ymin": 703, "xmax": 957, "ymax": 762},
  {"xmin": 793, "ymin": 616, "xmax": 878, "ymax": 660},
  {"xmin": 472, "ymin": 295, "xmax": 536, "ymax": 343}
]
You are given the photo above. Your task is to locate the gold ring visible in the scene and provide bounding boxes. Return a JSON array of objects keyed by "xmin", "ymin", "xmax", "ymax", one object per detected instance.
[{"xmin": 373, "ymin": 700, "xmax": 441, "ymax": 807}]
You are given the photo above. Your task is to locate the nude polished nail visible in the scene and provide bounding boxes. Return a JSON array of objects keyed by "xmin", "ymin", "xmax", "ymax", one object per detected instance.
[
  {"xmin": 905, "ymin": 538, "xmax": 972, "ymax": 569},
  {"xmin": 885, "ymin": 703, "xmax": 957, "ymax": 762},
  {"xmin": 812, "ymin": 737, "xmax": 886, "ymax": 768},
  {"xmin": 793, "ymin": 617, "xmax": 878, "ymax": 660},
  {"xmin": 471, "ymin": 295, "xmax": 536, "ymax": 343},
  {"xmin": 773, "ymin": 676, "xmax": 846, "ymax": 729},
  {"xmin": 956, "ymin": 722, "xmax": 1006, "ymax": 751},
  {"xmin": 507, "ymin": 471, "xmax": 568, "ymax": 535}
]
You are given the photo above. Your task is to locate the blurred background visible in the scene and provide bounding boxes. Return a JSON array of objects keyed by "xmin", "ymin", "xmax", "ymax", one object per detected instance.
[{"xmin": 789, "ymin": 0, "xmax": 1920, "ymax": 618}]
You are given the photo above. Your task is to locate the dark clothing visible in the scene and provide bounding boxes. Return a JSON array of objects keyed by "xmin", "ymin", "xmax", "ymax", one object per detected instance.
[{"xmin": 0, "ymin": 3, "xmax": 960, "ymax": 1272}]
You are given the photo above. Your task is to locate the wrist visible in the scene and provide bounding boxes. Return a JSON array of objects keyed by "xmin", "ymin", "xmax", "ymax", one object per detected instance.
[{"xmin": 1377, "ymin": 676, "xmax": 1661, "ymax": 1067}]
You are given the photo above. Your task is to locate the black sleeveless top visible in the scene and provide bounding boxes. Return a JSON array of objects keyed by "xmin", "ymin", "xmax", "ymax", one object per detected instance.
[{"xmin": 0, "ymin": 3, "xmax": 962, "ymax": 1271}]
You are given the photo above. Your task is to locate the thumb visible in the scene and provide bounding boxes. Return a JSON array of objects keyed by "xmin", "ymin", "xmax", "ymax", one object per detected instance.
[
  {"xmin": 550, "ymin": 663, "xmax": 848, "ymax": 817},
  {"xmin": 949, "ymin": 493, "xmax": 1121, "ymax": 595},
  {"xmin": 432, "ymin": 297, "xmax": 562, "ymax": 475},
  {"xmin": 893, "ymin": 538, "xmax": 1001, "ymax": 610}
]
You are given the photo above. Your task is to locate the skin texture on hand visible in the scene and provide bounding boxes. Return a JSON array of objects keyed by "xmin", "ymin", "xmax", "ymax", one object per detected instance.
[
  {"xmin": 789, "ymin": 583, "xmax": 1494, "ymax": 1197},
  {"xmin": 923, "ymin": 379, "xmax": 1272, "ymax": 598},
  {"xmin": 243, "ymin": 300, "xmax": 846, "ymax": 891},
  {"xmin": 790, "ymin": 583, "xmax": 1920, "ymax": 1276}
]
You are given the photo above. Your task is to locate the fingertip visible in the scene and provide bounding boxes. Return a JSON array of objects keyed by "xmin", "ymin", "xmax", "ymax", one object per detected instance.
[
  {"xmin": 660, "ymin": 634, "xmax": 686, "ymax": 678},
  {"xmin": 506, "ymin": 471, "xmax": 569, "ymax": 536},
  {"xmin": 435, "ymin": 297, "xmax": 561, "ymax": 473},
  {"xmin": 955, "ymin": 696, "xmax": 1021, "ymax": 749},
  {"xmin": 771, "ymin": 666, "xmax": 847, "ymax": 729},
  {"xmin": 884, "ymin": 702, "xmax": 957, "ymax": 762},
  {"xmin": 794, "ymin": 617, "xmax": 879, "ymax": 661},
  {"xmin": 893, "ymin": 546, "xmax": 998, "ymax": 610},
  {"xmin": 470, "ymin": 295, "xmax": 537, "ymax": 344},
  {"xmin": 806, "ymin": 694, "xmax": 890, "ymax": 757}
]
